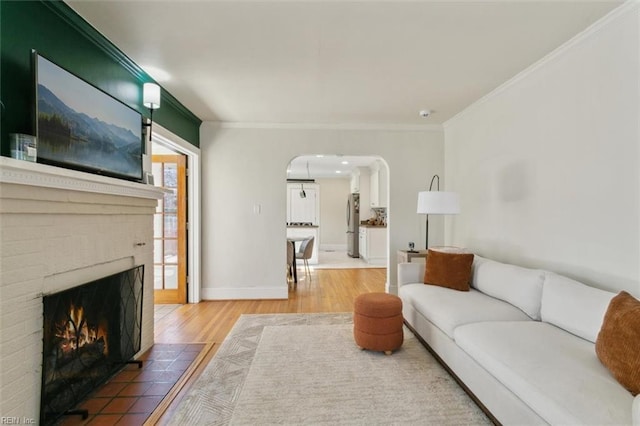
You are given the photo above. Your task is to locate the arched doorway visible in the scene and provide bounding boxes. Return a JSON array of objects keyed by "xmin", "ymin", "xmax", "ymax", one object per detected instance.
[{"xmin": 285, "ymin": 155, "xmax": 389, "ymax": 282}]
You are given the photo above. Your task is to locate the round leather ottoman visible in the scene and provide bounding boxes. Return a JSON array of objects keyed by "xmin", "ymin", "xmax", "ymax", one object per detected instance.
[{"xmin": 353, "ymin": 292, "xmax": 403, "ymax": 355}]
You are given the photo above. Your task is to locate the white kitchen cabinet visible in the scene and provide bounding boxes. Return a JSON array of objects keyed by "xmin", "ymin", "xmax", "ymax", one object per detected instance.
[
  {"xmin": 287, "ymin": 226, "xmax": 319, "ymax": 265},
  {"xmin": 287, "ymin": 183, "xmax": 319, "ymax": 224},
  {"xmin": 378, "ymin": 165, "xmax": 387, "ymax": 207},
  {"xmin": 359, "ymin": 227, "xmax": 366, "ymax": 258},
  {"xmin": 369, "ymin": 169, "xmax": 379, "ymax": 207},
  {"xmin": 359, "ymin": 226, "xmax": 387, "ymax": 265},
  {"xmin": 369, "ymin": 161, "xmax": 387, "ymax": 208},
  {"xmin": 357, "ymin": 167, "xmax": 371, "ymax": 218},
  {"xmin": 350, "ymin": 171, "xmax": 360, "ymax": 193}
]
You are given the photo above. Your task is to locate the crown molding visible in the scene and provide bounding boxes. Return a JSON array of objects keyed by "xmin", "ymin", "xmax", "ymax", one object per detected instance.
[
  {"xmin": 43, "ymin": 0, "xmax": 146, "ymax": 80},
  {"xmin": 206, "ymin": 121, "xmax": 443, "ymax": 132},
  {"xmin": 43, "ymin": 1, "xmax": 201, "ymax": 127},
  {"xmin": 444, "ymin": 1, "xmax": 638, "ymax": 130}
]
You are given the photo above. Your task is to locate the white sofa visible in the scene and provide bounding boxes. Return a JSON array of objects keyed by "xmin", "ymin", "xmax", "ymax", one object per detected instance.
[{"xmin": 398, "ymin": 255, "xmax": 640, "ymax": 425}]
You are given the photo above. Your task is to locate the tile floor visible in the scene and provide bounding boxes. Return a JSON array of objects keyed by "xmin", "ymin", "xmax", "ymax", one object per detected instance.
[
  {"xmin": 315, "ymin": 249, "xmax": 384, "ymax": 269},
  {"xmin": 58, "ymin": 343, "xmax": 205, "ymax": 426}
]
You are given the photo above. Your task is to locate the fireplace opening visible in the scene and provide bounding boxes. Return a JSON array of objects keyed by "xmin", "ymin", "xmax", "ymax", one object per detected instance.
[{"xmin": 40, "ymin": 265, "xmax": 144, "ymax": 425}]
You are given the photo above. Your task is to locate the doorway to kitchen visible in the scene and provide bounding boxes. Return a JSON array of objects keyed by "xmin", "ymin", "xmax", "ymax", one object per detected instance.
[{"xmin": 286, "ymin": 155, "xmax": 389, "ymax": 279}]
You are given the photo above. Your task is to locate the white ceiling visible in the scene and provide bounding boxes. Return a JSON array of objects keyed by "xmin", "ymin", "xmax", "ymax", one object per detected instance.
[
  {"xmin": 287, "ymin": 155, "xmax": 380, "ymax": 179},
  {"xmin": 67, "ymin": 0, "xmax": 621, "ymax": 126}
]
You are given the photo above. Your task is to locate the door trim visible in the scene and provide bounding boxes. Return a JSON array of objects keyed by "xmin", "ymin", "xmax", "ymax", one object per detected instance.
[{"xmin": 151, "ymin": 124, "xmax": 201, "ymax": 303}]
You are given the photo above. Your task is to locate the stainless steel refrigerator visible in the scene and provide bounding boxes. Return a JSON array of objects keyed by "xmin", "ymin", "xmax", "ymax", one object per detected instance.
[{"xmin": 346, "ymin": 193, "xmax": 360, "ymax": 257}]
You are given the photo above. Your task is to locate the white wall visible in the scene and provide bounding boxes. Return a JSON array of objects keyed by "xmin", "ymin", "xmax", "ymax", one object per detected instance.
[
  {"xmin": 317, "ymin": 178, "xmax": 351, "ymax": 251},
  {"xmin": 201, "ymin": 125, "xmax": 444, "ymax": 298},
  {"xmin": 444, "ymin": 3, "xmax": 639, "ymax": 295}
]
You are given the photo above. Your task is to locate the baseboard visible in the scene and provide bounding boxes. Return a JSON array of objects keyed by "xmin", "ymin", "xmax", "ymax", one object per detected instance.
[
  {"xmin": 201, "ymin": 286, "xmax": 288, "ymax": 300},
  {"xmin": 364, "ymin": 257, "xmax": 386, "ymax": 266}
]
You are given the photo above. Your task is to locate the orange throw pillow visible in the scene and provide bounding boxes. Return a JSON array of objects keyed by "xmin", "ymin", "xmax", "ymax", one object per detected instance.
[
  {"xmin": 595, "ymin": 291, "xmax": 640, "ymax": 396},
  {"xmin": 423, "ymin": 249, "xmax": 474, "ymax": 291}
]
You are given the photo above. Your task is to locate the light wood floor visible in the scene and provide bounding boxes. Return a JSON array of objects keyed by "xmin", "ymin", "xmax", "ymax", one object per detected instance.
[{"xmin": 151, "ymin": 267, "xmax": 386, "ymax": 423}]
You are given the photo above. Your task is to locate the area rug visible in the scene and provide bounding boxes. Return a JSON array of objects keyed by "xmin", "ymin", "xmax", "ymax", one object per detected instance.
[{"xmin": 168, "ymin": 313, "xmax": 490, "ymax": 425}]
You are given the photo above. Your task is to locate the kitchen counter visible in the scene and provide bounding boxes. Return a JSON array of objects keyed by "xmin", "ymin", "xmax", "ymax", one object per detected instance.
[{"xmin": 359, "ymin": 224, "xmax": 387, "ymax": 228}]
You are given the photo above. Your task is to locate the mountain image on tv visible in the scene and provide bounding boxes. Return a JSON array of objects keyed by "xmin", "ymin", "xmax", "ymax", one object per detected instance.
[{"xmin": 37, "ymin": 82, "xmax": 142, "ymax": 180}]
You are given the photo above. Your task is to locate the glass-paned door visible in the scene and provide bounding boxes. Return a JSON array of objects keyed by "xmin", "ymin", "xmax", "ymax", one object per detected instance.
[{"xmin": 152, "ymin": 154, "xmax": 187, "ymax": 304}]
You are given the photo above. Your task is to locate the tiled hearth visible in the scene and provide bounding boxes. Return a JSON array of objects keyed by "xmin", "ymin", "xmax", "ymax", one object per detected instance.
[{"xmin": 60, "ymin": 344, "xmax": 205, "ymax": 425}]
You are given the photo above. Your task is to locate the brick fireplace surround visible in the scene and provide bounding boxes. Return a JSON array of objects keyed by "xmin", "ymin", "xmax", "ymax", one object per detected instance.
[{"xmin": 0, "ymin": 157, "xmax": 164, "ymax": 420}]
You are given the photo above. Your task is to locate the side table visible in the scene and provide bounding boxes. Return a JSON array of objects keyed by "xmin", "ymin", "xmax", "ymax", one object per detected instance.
[{"xmin": 397, "ymin": 249, "xmax": 428, "ymax": 264}]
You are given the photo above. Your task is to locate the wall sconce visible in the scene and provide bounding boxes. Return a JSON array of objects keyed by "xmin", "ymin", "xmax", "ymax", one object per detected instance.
[
  {"xmin": 417, "ymin": 174, "xmax": 460, "ymax": 249},
  {"xmin": 142, "ymin": 82, "xmax": 161, "ymax": 141}
]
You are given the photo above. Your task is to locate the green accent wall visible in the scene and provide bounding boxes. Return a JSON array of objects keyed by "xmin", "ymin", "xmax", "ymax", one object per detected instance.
[{"xmin": 0, "ymin": 0, "xmax": 201, "ymax": 153}]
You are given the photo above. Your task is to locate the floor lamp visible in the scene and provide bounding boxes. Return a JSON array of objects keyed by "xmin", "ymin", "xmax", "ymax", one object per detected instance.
[{"xmin": 417, "ymin": 175, "xmax": 460, "ymax": 249}]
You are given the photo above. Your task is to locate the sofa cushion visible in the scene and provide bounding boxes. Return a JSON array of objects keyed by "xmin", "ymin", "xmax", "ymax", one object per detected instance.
[
  {"xmin": 454, "ymin": 321, "xmax": 634, "ymax": 426},
  {"xmin": 541, "ymin": 273, "xmax": 615, "ymax": 343},
  {"xmin": 424, "ymin": 249, "xmax": 474, "ymax": 291},
  {"xmin": 470, "ymin": 256, "xmax": 545, "ymax": 320},
  {"xmin": 596, "ymin": 291, "xmax": 640, "ymax": 396},
  {"xmin": 399, "ymin": 283, "xmax": 530, "ymax": 339}
]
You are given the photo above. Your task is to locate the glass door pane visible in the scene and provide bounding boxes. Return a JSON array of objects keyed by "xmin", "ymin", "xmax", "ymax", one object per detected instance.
[{"xmin": 152, "ymin": 154, "xmax": 187, "ymax": 303}]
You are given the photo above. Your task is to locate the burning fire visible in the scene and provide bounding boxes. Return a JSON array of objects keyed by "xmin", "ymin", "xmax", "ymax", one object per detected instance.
[{"xmin": 55, "ymin": 303, "xmax": 108, "ymax": 356}]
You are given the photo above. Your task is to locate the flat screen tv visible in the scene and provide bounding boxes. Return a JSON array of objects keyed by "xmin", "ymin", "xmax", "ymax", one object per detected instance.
[{"xmin": 33, "ymin": 51, "xmax": 143, "ymax": 181}]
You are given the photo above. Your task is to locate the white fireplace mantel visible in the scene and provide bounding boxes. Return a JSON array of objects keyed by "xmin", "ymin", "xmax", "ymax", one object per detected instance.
[
  {"xmin": 0, "ymin": 156, "xmax": 165, "ymax": 200},
  {"xmin": 0, "ymin": 156, "xmax": 160, "ymax": 418}
]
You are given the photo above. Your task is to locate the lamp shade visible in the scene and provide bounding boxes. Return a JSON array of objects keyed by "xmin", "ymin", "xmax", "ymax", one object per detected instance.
[
  {"xmin": 143, "ymin": 83, "xmax": 161, "ymax": 109},
  {"xmin": 417, "ymin": 191, "xmax": 460, "ymax": 215}
]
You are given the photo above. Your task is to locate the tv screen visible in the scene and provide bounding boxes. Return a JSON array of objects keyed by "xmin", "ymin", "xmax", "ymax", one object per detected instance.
[{"xmin": 34, "ymin": 51, "xmax": 143, "ymax": 181}]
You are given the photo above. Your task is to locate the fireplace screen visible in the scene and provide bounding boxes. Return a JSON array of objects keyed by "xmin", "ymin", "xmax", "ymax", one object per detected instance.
[{"xmin": 40, "ymin": 265, "xmax": 144, "ymax": 425}]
